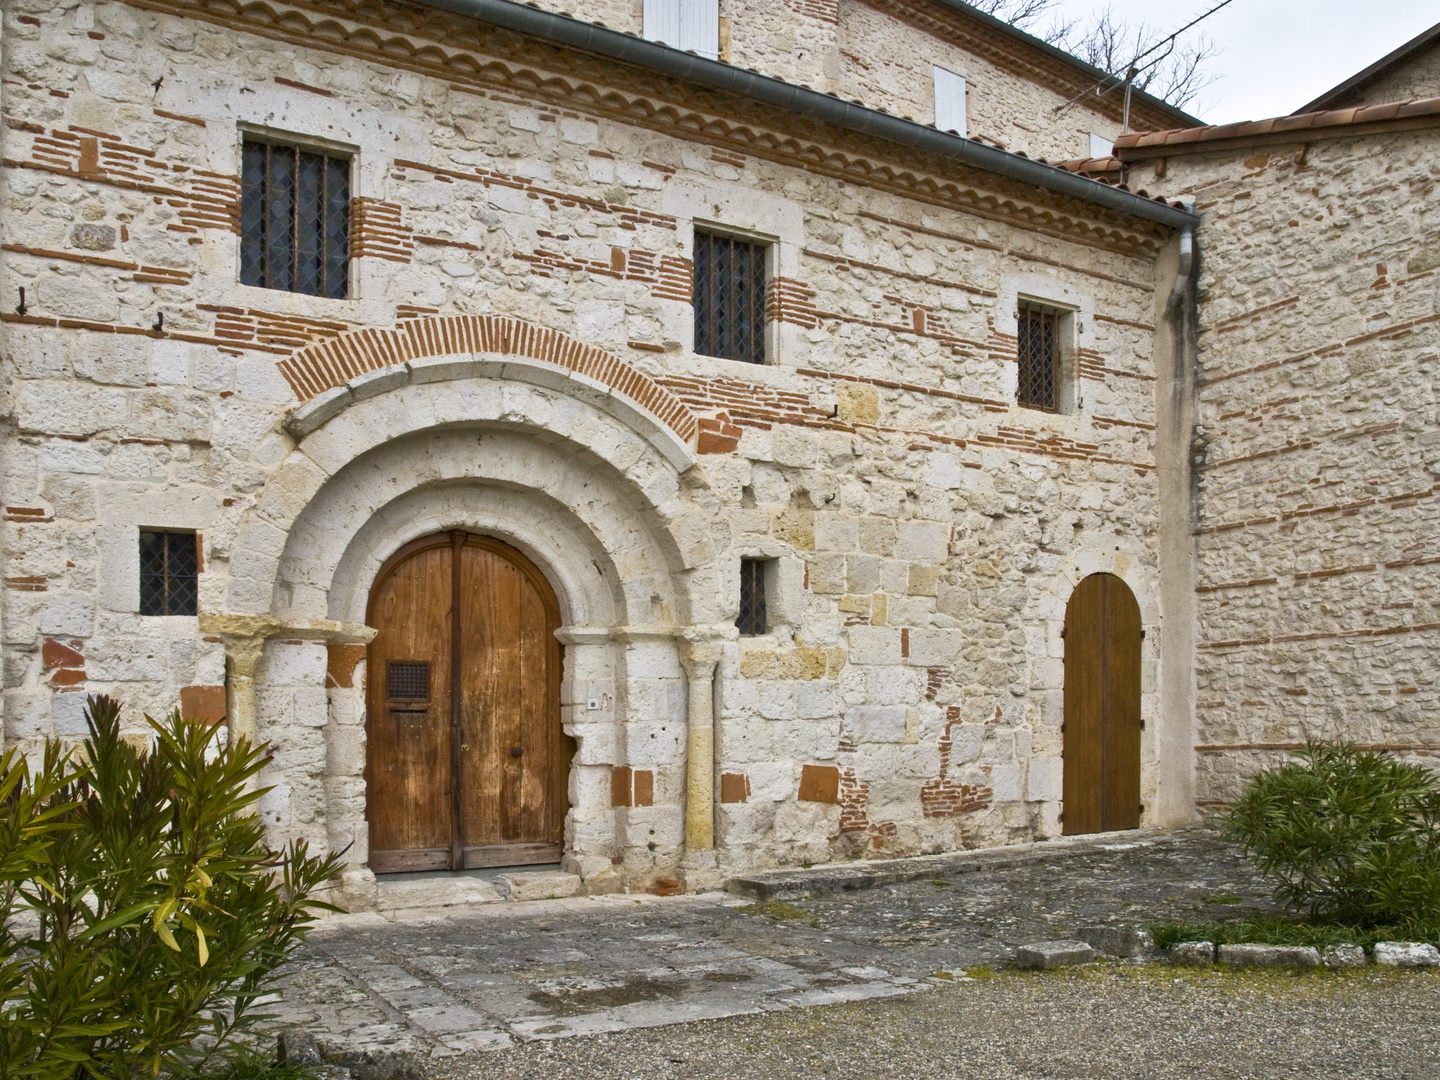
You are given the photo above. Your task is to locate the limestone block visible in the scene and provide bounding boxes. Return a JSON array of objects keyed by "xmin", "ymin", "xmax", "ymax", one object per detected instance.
[
  {"xmin": 16, "ymin": 381, "xmax": 127, "ymax": 436},
  {"xmin": 895, "ymin": 521, "xmax": 949, "ymax": 562},
  {"xmin": 259, "ymin": 641, "xmax": 328, "ymax": 686},
  {"xmin": 1078, "ymin": 926, "xmax": 1154, "ymax": 958},
  {"xmin": 746, "ymin": 760, "xmax": 796, "ymax": 801},
  {"xmin": 814, "ymin": 514, "xmax": 857, "ymax": 552},
  {"xmin": 845, "ymin": 704, "xmax": 908, "ymax": 743},
  {"xmin": 986, "ymin": 763, "xmax": 1022, "ymax": 802},
  {"xmin": 1014, "ymin": 940, "xmax": 1095, "ymax": 970},
  {"xmin": 1167, "ymin": 942, "xmax": 1215, "ymax": 966},
  {"xmin": 1218, "ymin": 944, "xmax": 1320, "ymax": 969},
  {"xmin": 1373, "ymin": 942, "xmax": 1440, "ymax": 968},
  {"xmin": 37, "ymin": 594, "xmax": 96, "ymax": 638},
  {"xmin": 847, "ymin": 625, "xmax": 901, "ymax": 665},
  {"xmin": 1322, "ymin": 945, "xmax": 1368, "ymax": 969},
  {"xmin": 1026, "ymin": 757, "xmax": 1061, "ymax": 802}
]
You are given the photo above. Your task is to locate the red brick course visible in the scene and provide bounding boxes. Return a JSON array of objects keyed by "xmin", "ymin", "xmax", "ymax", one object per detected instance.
[{"xmin": 279, "ymin": 314, "xmax": 700, "ymax": 444}]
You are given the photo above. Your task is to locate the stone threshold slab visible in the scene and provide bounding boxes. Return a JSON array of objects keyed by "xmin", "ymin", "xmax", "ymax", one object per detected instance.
[{"xmin": 725, "ymin": 827, "xmax": 1169, "ymax": 901}]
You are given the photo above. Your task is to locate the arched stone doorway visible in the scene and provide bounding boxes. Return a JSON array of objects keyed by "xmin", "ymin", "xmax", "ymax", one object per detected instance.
[
  {"xmin": 1062, "ymin": 572, "xmax": 1142, "ymax": 835},
  {"xmin": 364, "ymin": 530, "xmax": 572, "ymax": 872}
]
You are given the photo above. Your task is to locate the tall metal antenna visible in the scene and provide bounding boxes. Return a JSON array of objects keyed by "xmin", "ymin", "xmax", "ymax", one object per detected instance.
[{"xmin": 1055, "ymin": 0, "xmax": 1239, "ymax": 118}]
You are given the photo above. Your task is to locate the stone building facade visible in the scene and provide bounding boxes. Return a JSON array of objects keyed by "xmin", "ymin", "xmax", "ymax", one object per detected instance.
[
  {"xmin": 17, "ymin": 0, "xmax": 1430, "ymax": 907},
  {"xmin": 1115, "ymin": 43, "xmax": 1440, "ymax": 810}
]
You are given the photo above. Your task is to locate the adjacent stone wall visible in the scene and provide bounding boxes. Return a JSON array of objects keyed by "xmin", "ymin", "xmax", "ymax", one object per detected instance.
[
  {"xmin": 1339, "ymin": 44, "xmax": 1440, "ymax": 107},
  {"xmin": 1128, "ymin": 129, "xmax": 1440, "ymax": 805},
  {"xmin": 0, "ymin": 0, "xmax": 1184, "ymax": 888}
]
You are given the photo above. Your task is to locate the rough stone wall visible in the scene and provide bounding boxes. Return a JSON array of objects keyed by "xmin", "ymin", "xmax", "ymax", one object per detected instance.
[
  {"xmin": 526, "ymin": 0, "xmax": 1128, "ymax": 161},
  {"xmin": 0, "ymin": 0, "xmax": 1179, "ymax": 885},
  {"xmin": 1342, "ymin": 44, "xmax": 1440, "ymax": 107},
  {"xmin": 1128, "ymin": 130, "xmax": 1440, "ymax": 805},
  {"xmin": 835, "ymin": 0, "xmax": 1120, "ymax": 161}
]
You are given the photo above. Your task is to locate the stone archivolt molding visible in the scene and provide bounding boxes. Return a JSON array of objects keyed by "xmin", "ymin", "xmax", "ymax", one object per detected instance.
[
  {"xmin": 280, "ymin": 314, "xmax": 699, "ymax": 469},
  {"xmin": 119, "ymin": 0, "xmax": 1170, "ymax": 257}
]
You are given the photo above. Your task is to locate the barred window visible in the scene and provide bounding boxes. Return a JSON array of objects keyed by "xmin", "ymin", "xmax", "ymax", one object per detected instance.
[
  {"xmin": 139, "ymin": 531, "xmax": 199, "ymax": 617},
  {"xmin": 240, "ymin": 138, "xmax": 350, "ymax": 299},
  {"xmin": 736, "ymin": 558, "xmax": 769, "ymax": 636},
  {"xmin": 1017, "ymin": 305, "xmax": 1059, "ymax": 412},
  {"xmin": 694, "ymin": 230, "xmax": 767, "ymax": 365}
]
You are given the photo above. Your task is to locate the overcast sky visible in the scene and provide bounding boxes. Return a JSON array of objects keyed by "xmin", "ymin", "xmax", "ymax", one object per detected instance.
[{"xmin": 1044, "ymin": 0, "xmax": 1438, "ymax": 125}]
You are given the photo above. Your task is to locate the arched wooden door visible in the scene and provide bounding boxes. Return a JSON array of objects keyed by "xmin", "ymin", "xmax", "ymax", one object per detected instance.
[
  {"xmin": 365, "ymin": 531, "xmax": 571, "ymax": 872},
  {"xmin": 1062, "ymin": 572, "xmax": 1141, "ymax": 835}
]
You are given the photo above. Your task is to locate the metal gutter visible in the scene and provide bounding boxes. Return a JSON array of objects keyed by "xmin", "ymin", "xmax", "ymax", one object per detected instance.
[{"xmin": 412, "ymin": 0, "xmax": 1199, "ymax": 231}]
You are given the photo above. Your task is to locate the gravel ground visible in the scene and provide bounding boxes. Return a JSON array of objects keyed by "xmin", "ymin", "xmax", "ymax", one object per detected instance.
[{"xmin": 427, "ymin": 964, "xmax": 1440, "ymax": 1080}]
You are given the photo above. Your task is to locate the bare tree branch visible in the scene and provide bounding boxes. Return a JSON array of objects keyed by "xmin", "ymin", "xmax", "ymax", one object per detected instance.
[{"xmin": 975, "ymin": 1, "xmax": 1220, "ymax": 113}]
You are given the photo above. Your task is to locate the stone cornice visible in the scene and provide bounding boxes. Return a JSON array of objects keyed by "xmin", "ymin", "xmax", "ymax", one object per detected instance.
[{"xmin": 119, "ymin": 0, "xmax": 1174, "ymax": 257}]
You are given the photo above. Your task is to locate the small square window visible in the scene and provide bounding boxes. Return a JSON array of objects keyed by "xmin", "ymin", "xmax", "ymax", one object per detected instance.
[
  {"xmin": 139, "ymin": 531, "xmax": 199, "ymax": 617},
  {"xmin": 1017, "ymin": 305, "xmax": 1059, "ymax": 412},
  {"xmin": 737, "ymin": 558, "xmax": 770, "ymax": 636},
  {"xmin": 240, "ymin": 138, "xmax": 350, "ymax": 299},
  {"xmin": 694, "ymin": 229, "xmax": 768, "ymax": 365}
]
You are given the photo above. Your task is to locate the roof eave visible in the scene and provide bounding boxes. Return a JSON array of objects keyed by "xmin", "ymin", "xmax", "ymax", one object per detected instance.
[{"xmin": 413, "ymin": 0, "xmax": 1197, "ymax": 231}]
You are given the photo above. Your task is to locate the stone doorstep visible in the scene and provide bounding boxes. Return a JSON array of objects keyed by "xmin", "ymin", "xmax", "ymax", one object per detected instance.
[
  {"xmin": 332, "ymin": 871, "xmax": 587, "ymax": 919},
  {"xmin": 725, "ymin": 829, "xmax": 1163, "ymax": 901}
]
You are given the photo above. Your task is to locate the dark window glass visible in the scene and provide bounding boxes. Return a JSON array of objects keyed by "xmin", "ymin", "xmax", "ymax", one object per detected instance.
[
  {"xmin": 139, "ymin": 531, "xmax": 199, "ymax": 617},
  {"xmin": 694, "ymin": 230, "xmax": 767, "ymax": 364},
  {"xmin": 1017, "ymin": 306, "xmax": 1058, "ymax": 412},
  {"xmin": 737, "ymin": 558, "xmax": 768, "ymax": 636},
  {"xmin": 241, "ymin": 139, "xmax": 349, "ymax": 299}
]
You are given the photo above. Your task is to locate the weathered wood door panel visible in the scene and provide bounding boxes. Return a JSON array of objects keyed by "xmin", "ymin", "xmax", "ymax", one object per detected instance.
[
  {"xmin": 365, "ymin": 532, "xmax": 568, "ymax": 873},
  {"xmin": 1062, "ymin": 573, "xmax": 1142, "ymax": 835}
]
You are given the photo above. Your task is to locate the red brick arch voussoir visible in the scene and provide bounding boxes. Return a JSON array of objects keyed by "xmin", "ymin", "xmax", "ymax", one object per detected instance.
[{"xmin": 277, "ymin": 315, "xmax": 698, "ymax": 443}]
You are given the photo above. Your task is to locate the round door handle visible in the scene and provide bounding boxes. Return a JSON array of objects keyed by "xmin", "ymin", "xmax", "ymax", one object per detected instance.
[
  {"xmin": 461, "ymin": 744, "xmax": 470, "ymax": 752},
  {"xmin": 510, "ymin": 746, "xmax": 523, "ymax": 758}
]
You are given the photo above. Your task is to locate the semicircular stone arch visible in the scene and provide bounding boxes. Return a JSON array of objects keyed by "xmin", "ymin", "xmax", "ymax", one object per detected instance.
[{"xmin": 277, "ymin": 315, "xmax": 698, "ymax": 468}]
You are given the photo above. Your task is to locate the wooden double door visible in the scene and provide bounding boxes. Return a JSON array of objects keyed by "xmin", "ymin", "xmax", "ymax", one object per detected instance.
[
  {"xmin": 365, "ymin": 532, "xmax": 571, "ymax": 873},
  {"xmin": 1062, "ymin": 573, "xmax": 1142, "ymax": 835}
]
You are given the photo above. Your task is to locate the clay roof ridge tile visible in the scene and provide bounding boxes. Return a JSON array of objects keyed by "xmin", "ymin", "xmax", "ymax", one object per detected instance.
[{"xmin": 1396, "ymin": 97, "xmax": 1440, "ymax": 118}]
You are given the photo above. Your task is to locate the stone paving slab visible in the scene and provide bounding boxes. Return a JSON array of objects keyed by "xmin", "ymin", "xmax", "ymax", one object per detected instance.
[{"xmin": 271, "ymin": 828, "xmax": 1278, "ymax": 1067}]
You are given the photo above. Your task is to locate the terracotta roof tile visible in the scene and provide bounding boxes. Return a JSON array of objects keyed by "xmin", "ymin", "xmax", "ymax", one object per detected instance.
[{"xmin": 1114, "ymin": 96, "xmax": 1440, "ymax": 154}]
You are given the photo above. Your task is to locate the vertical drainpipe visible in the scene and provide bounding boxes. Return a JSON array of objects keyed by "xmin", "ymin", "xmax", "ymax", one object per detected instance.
[{"xmin": 1157, "ymin": 206, "xmax": 1198, "ymax": 827}]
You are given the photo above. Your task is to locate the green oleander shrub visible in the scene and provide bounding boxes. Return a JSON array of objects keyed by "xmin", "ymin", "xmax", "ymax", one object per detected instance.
[
  {"xmin": 0, "ymin": 695, "xmax": 342, "ymax": 1079},
  {"xmin": 1223, "ymin": 740, "xmax": 1440, "ymax": 936}
]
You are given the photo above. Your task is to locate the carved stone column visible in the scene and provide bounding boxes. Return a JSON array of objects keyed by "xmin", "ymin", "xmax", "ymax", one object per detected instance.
[{"xmin": 679, "ymin": 641, "xmax": 724, "ymax": 852}]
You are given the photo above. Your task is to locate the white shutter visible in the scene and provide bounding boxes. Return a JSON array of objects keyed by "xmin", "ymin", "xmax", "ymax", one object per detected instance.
[
  {"xmin": 646, "ymin": 0, "xmax": 718, "ymax": 59},
  {"xmin": 1089, "ymin": 132, "xmax": 1115, "ymax": 158},
  {"xmin": 933, "ymin": 65, "xmax": 967, "ymax": 137},
  {"xmin": 678, "ymin": 0, "xmax": 720, "ymax": 60},
  {"xmin": 643, "ymin": 0, "xmax": 681, "ymax": 49}
]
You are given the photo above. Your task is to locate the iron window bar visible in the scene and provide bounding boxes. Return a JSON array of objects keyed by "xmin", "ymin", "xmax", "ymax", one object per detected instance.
[
  {"xmin": 139, "ymin": 531, "xmax": 199, "ymax": 617},
  {"xmin": 694, "ymin": 229, "xmax": 767, "ymax": 365},
  {"xmin": 240, "ymin": 138, "xmax": 350, "ymax": 299},
  {"xmin": 737, "ymin": 558, "xmax": 768, "ymax": 636},
  {"xmin": 1017, "ymin": 305, "xmax": 1059, "ymax": 412}
]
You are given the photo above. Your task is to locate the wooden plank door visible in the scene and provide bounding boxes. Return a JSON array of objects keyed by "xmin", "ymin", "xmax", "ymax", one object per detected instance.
[
  {"xmin": 365, "ymin": 536, "xmax": 455, "ymax": 871},
  {"xmin": 456, "ymin": 536, "xmax": 568, "ymax": 868},
  {"xmin": 365, "ymin": 531, "xmax": 568, "ymax": 873},
  {"xmin": 1062, "ymin": 572, "xmax": 1142, "ymax": 835}
]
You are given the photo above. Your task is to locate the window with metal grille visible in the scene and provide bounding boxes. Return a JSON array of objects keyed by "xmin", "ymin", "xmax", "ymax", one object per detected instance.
[
  {"xmin": 387, "ymin": 661, "xmax": 430, "ymax": 702},
  {"xmin": 694, "ymin": 230, "xmax": 768, "ymax": 365},
  {"xmin": 240, "ymin": 138, "xmax": 350, "ymax": 299},
  {"xmin": 139, "ymin": 531, "xmax": 199, "ymax": 617},
  {"xmin": 1017, "ymin": 306, "xmax": 1059, "ymax": 412},
  {"xmin": 737, "ymin": 558, "xmax": 769, "ymax": 636}
]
